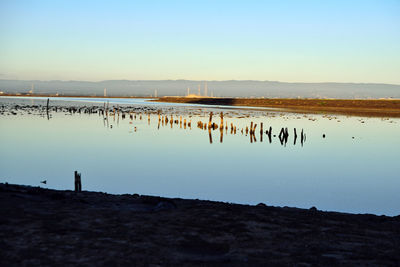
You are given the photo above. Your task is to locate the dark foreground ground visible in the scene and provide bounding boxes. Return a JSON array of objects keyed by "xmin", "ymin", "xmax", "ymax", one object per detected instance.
[{"xmin": 1, "ymin": 184, "xmax": 400, "ymax": 266}]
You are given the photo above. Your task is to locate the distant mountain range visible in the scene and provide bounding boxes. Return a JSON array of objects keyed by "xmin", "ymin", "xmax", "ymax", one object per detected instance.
[{"xmin": 1, "ymin": 79, "xmax": 399, "ymax": 99}]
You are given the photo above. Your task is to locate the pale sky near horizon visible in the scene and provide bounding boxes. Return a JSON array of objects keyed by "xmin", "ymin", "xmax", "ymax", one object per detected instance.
[{"xmin": 0, "ymin": 0, "xmax": 399, "ymax": 84}]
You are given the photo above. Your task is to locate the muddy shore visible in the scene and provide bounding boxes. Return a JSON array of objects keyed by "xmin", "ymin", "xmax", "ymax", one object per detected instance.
[
  {"xmin": 2, "ymin": 94, "xmax": 400, "ymax": 117},
  {"xmin": 155, "ymin": 97, "xmax": 400, "ymax": 117},
  {"xmin": 1, "ymin": 183, "xmax": 399, "ymax": 266}
]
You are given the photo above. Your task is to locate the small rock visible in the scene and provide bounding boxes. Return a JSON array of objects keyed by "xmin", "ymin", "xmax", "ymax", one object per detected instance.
[{"xmin": 153, "ymin": 201, "xmax": 176, "ymax": 211}]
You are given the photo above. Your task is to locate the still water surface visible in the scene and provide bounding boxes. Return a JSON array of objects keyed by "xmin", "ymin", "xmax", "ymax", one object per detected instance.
[{"xmin": 0, "ymin": 97, "xmax": 399, "ymax": 215}]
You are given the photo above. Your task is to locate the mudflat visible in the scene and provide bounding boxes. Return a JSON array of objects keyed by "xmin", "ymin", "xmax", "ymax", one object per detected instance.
[
  {"xmin": 1, "ymin": 183, "xmax": 399, "ymax": 266},
  {"xmin": 156, "ymin": 97, "xmax": 400, "ymax": 117}
]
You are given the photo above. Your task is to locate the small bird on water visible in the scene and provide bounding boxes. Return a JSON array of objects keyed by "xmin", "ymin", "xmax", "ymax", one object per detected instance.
[{"xmin": 40, "ymin": 180, "xmax": 47, "ymax": 184}]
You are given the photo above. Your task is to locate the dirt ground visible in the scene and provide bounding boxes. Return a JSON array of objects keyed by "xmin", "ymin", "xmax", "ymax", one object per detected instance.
[
  {"xmin": 1, "ymin": 183, "xmax": 400, "ymax": 266},
  {"xmin": 156, "ymin": 97, "xmax": 400, "ymax": 117}
]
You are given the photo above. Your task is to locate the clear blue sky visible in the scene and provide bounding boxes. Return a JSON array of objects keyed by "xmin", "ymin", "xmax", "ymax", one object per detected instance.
[{"xmin": 0, "ymin": 0, "xmax": 399, "ymax": 83}]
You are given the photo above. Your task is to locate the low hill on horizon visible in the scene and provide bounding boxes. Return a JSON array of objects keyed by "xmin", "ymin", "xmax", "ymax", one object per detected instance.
[{"xmin": 1, "ymin": 79, "xmax": 399, "ymax": 99}]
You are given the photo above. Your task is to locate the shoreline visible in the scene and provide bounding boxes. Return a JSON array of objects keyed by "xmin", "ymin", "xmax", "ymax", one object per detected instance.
[
  {"xmin": 2, "ymin": 94, "xmax": 400, "ymax": 117},
  {"xmin": 155, "ymin": 97, "xmax": 400, "ymax": 117},
  {"xmin": 1, "ymin": 183, "xmax": 399, "ymax": 265}
]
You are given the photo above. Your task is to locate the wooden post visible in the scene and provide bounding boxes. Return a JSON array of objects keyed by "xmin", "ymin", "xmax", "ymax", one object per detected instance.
[
  {"xmin": 208, "ymin": 112, "xmax": 213, "ymax": 129},
  {"xmin": 46, "ymin": 98, "xmax": 50, "ymax": 120},
  {"xmin": 220, "ymin": 112, "xmax": 224, "ymax": 130},
  {"xmin": 74, "ymin": 171, "xmax": 82, "ymax": 192}
]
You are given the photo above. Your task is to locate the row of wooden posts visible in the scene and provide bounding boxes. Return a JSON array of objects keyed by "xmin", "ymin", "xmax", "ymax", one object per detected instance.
[
  {"xmin": 46, "ymin": 102, "xmax": 307, "ymax": 146},
  {"xmin": 99, "ymin": 108, "xmax": 307, "ymax": 145}
]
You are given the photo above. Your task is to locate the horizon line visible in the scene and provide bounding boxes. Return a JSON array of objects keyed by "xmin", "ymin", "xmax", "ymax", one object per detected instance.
[{"xmin": 1, "ymin": 79, "xmax": 400, "ymax": 86}]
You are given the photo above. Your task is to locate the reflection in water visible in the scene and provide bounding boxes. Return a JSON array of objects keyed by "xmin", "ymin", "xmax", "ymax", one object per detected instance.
[
  {"xmin": 1, "ymin": 97, "xmax": 400, "ymax": 216},
  {"xmin": 23, "ymin": 100, "xmax": 309, "ymax": 146}
]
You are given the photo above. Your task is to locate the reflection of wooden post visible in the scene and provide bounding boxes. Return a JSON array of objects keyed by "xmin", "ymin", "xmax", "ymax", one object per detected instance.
[
  {"xmin": 184, "ymin": 119, "xmax": 187, "ymax": 129},
  {"xmin": 220, "ymin": 127, "xmax": 223, "ymax": 143},
  {"xmin": 208, "ymin": 128, "xmax": 213, "ymax": 144},
  {"xmin": 74, "ymin": 171, "xmax": 82, "ymax": 192},
  {"xmin": 294, "ymin": 128, "xmax": 297, "ymax": 145},
  {"xmin": 208, "ymin": 112, "xmax": 213, "ymax": 129},
  {"xmin": 260, "ymin": 123, "xmax": 263, "ymax": 135}
]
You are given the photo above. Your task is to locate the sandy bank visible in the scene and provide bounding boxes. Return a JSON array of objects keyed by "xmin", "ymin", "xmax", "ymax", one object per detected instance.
[
  {"xmin": 1, "ymin": 183, "xmax": 400, "ymax": 266},
  {"xmin": 155, "ymin": 97, "xmax": 400, "ymax": 117}
]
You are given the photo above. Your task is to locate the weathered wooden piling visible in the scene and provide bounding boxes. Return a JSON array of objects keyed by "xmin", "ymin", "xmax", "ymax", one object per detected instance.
[
  {"xmin": 220, "ymin": 112, "xmax": 224, "ymax": 130},
  {"xmin": 46, "ymin": 98, "xmax": 50, "ymax": 120},
  {"xmin": 208, "ymin": 112, "xmax": 213, "ymax": 129},
  {"xmin": 74, "ymin": 171, "xmax": 82, "ymax": 192}
]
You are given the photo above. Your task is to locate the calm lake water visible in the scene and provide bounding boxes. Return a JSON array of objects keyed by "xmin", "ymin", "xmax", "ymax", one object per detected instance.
[{"xmin": 1, "ymin": 96, "xmax": 399, "ymax": 216}]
